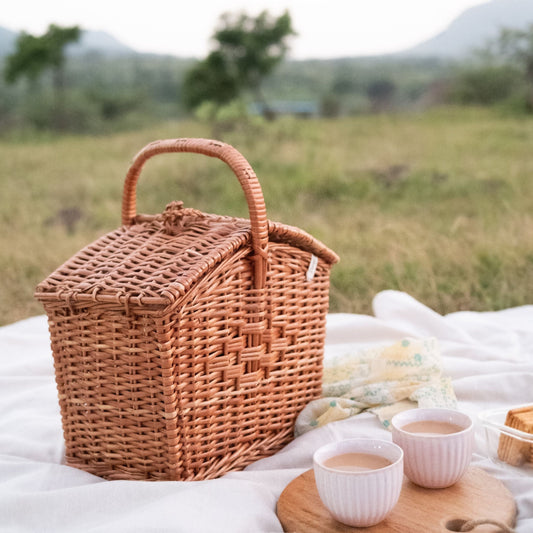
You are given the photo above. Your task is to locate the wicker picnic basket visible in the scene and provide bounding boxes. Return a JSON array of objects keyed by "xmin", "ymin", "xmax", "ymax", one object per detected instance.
[{"xmin": 35, "ymin": 138, "xmax": 339, "ymax": 481}]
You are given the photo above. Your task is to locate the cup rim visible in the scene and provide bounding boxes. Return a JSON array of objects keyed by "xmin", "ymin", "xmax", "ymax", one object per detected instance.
[
  {"xmin": 313, "ymin": 438, "xmax": 403, "ymax": 476},
  {"xmin": 391, "ymin": 407, "xmax": 473, "ymax": 438}
]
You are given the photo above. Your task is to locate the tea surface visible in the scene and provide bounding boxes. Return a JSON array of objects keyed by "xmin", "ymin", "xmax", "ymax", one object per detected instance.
[
  {"xmin": 401, "ymin": 420, "xmax": 464, "ymax": 435},
  {"xmin": 323, "ymin": 452, "xmax": 392, "ymax": 472}
]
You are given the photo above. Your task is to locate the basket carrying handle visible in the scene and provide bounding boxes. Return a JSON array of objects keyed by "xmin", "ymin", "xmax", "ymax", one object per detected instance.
[{"xmin": 122, "ymin": 138, "xmax": 268, "ymax": 288}]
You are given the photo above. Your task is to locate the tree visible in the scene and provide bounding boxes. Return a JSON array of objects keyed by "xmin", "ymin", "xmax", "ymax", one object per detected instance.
[
  {"xmin": 183, "ymin": 51, "xmax": 240, "ymax": 110},
  {"xmin": 4, "ymin": 24, "xmax": 81, "ymax": 128},
  {"xmin": 183, "ymin": 10, "xmax": 295, "ymax": 117},
  {"xmin": 366, "ymin": 79, "xmax": 396, "ymax": 112},
  {"xmin": 481, "ymin": 24, "xmax": 533, "ymax": 110},
  {"xmin": 450, "ymin": 64, "xmax": 519, "ymax": 106}
]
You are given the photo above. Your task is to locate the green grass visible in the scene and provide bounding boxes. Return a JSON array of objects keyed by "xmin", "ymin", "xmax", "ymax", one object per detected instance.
[{"xmin": 1, "ymin": 106, "xmax": 533, "ymax": 325}]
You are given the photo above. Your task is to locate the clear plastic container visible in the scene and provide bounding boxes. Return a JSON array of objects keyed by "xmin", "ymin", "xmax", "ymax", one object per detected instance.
[{"xmin": 478, "ymin": 404, "xmax": 533, "ymax": 475}]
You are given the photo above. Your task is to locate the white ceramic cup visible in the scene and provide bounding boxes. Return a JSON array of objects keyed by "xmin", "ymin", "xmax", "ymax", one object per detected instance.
[
  {"xmin": 313, "ymin": 438, "xmax": 403, "ymax": 527},
  {"xmin": 391, "ymin": 408, "xmax": 474, "ymax": 489}
]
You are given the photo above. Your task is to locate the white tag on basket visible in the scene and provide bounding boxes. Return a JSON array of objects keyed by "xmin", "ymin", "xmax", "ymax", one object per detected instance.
[{"xmin": 306, "ymin": 254, "xmax": 319, "ymax": 281}]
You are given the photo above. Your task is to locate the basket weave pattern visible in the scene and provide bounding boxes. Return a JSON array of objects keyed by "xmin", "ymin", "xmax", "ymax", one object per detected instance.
[{"xmin": 36, "ymin": 139, "xmax": 338, "ymax": 481}]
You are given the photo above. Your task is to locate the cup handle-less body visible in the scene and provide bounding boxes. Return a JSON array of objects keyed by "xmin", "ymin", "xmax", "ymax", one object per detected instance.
[{"xmin": 391, "ymin": 408, "xmax": 474, "ymax": 489}]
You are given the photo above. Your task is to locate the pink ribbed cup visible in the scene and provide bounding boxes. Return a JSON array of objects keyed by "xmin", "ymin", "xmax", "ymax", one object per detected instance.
[
  {"xmin": 313, "ymin": 439, "xmax": 403, "ymax": 528},
  {"xmin": 391, "ymin": 408, "xmax": 474, "ymax": 489}
]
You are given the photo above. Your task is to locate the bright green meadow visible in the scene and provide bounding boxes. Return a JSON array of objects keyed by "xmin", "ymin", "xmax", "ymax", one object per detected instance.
[{"xmin": 1, "ymin": 106, "xmax": 533, "ymax": 326}]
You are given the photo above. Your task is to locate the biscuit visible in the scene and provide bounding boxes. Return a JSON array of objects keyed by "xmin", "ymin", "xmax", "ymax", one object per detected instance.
[{"xmin": 497, "ymin": 405, "xmax": 533, "ymax": 466}]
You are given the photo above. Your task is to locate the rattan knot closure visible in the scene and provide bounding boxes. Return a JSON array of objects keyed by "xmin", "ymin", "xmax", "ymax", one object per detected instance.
[{"xmin": 162, "ymin": 201, "xmax": 186, "ymax": 235}]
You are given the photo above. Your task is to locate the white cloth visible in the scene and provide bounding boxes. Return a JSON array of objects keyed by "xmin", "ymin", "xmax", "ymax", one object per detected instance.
[{"xmin": 0, "ymin": 290, "xmax": 532, "ymax": 532}]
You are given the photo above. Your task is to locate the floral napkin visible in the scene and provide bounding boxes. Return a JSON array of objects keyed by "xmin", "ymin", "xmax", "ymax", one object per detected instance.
[{"xmin": 294, "ymin": 337, "xmax": 457, "ymax": 436}]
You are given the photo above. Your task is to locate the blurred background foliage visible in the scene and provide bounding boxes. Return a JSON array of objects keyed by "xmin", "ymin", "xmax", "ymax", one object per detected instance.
[{"xmin": 2, "ymin": 11, "xmax": 533, "ymax": 133}]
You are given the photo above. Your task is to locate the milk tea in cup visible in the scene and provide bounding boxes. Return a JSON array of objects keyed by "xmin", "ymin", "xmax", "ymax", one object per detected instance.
[
  {"xmin": 400, "ymin": 420, "xmax": 464, "ymax": 435},
  {"xmin": 323, "ymin": 452, "xmax": 392, "ymax": 472},
  {"xmin": 391, "ymin": 408, "xmax": 474, "ymax": 489},
  {"xmin": 313, "ymin": 438, "xmax": 403, "ymax": 527}
]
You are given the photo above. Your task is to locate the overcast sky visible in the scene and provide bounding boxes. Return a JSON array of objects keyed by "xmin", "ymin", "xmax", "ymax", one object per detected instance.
[{"xmin": 2, "ymin": 0, "xmax": 489, "ymax": 59}]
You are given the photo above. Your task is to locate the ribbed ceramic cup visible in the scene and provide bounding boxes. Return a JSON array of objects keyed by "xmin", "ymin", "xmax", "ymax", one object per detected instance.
[
  {"xmin": 313, "ymin": 439, "xmax": 403, "ymax": 527},
  {"xmin": 391, "ymin": 408, "xmax": 474, "ymax": 489}
]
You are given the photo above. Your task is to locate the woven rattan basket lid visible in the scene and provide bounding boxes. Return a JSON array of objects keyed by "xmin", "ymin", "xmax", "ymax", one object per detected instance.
[{"xmin": 35, "ymin": 139, "xmax": 338, "ymax": 310}]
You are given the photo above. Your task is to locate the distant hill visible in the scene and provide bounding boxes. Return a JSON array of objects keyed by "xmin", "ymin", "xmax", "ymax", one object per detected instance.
[
  {"xmin": 3, "ymin": 0, "xmax": 533, "ymax": 63},
  {"xmin": 67, "ymin": 30, "xmax": 135, "ymax": 56},
  {"xmin": 0, "ymin": 26, "xmax": 136, "ymax": 57},
  {"xmin": 402, "ymin": 0, "xmax": 533, "ymax": 58}
]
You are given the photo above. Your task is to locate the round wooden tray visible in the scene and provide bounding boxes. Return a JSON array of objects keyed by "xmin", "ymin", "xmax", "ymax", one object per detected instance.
[{"xmin": 277, "ymin": 467, "xmax": 516, "ymax": 532}]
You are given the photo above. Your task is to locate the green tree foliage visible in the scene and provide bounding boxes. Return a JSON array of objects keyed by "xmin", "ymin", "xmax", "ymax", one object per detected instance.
[
  {"xmin": 183, "ymin": 10, "xmax": 295, "ymax": 115},
  {"xmin": 366, "ymin": 79, "xmax": 396, "ymax": 112},
  {"xmin": 450, "ymin": 64, "xmax": 520, "ymax": 105},
  {"xmin": 4, "ymin": 24, "xmax": 81, "ymax": 128},
  {"xmin": 453, "ymin": 24, "xmax": 533, "ymax": 111},
  {"xmin": 492, "ymin": 24, "xmax": 533, "ymax": 109},
  {"xmin": 183, "ymin": 51, "xmax": 239, "ymax": 109}
]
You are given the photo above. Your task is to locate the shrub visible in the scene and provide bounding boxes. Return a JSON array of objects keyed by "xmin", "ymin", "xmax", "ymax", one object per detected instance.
[{"xmin": 450, "ymin": 64, "xmax": 522, "ymax": 106}]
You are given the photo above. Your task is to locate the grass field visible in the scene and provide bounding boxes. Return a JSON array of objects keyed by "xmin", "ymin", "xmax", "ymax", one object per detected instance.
[{"xmin": 1, "ymin": 106, "xmax": 533, "ymax": 326}]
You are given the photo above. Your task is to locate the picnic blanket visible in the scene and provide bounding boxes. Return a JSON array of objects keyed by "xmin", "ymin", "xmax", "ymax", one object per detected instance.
[{"xmin": 1, "ymin": 290, "xmax": 532, "ymax": 532}]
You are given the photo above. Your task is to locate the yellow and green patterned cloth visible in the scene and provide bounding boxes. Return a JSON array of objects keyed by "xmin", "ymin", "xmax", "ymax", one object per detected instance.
[{"xmin": 294, "ymin": 337, "xmax": 457, "ymax": 436}]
